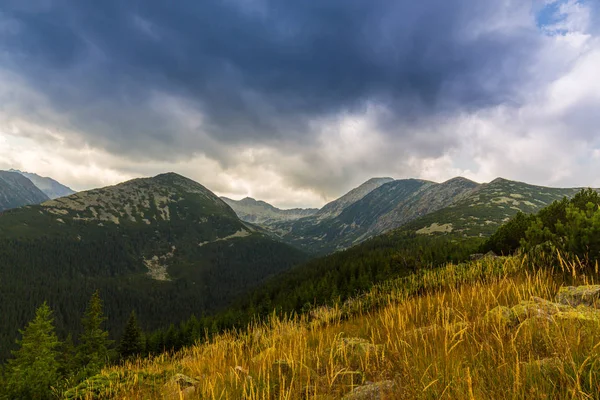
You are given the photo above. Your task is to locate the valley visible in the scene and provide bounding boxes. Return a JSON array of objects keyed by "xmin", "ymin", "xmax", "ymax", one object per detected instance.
[{"xmin": 1, "ymin": 170, "xmax": 599, "ymax": 399}]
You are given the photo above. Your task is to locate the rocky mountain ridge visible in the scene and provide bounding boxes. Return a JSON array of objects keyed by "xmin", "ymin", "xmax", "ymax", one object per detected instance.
[
  {"xmin": 221, "ymin": 196, "xmax": 318, "ymax": 225},
  {"xmin": 0, "ymin": 171, "xmax": 50, "ymax": 212},
  {"xmin": 11, "ymin": 169, "xmax": 75, "ymax": 199},
  {"xmin": 240, "ymin": 176, "xmax": 596, "ymax": 254}
]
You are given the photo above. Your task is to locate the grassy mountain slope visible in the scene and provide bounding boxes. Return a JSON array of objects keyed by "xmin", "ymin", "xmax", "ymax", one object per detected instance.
[
  {"xmin": 315, "ymin": 177, "xmax": 394, "ymax": 219},
  {"xmin": 406, "ymin": 178, "xmax": 585, "ymax": 237},
  {"xmin": 11, "ymin": 169, "xmax": 76, "ymax": 199},
  {"xmin": 78, "ymin": 254, "xmax": 600, "ymax": 399},
  {"xmin": 221, "ymin": 196, "xmax": 317, "ymax": 225},
  {"xmin": 0, "ymin": 173, "xmax": 307, "ymax": 360},
  {"xmin": 0, "ymin": 170, "xmax": 50, "ymax": 211},
  {"xmin": 270, "ymin": 177, "xmax": 479, "ymax": 254}
]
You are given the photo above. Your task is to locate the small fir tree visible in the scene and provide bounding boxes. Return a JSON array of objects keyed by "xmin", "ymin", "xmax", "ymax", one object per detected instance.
[
  {"xmin": 119, "ymin": 311, "xmax": 144, "ymax": 359},
  {"xmin": 3, "ymin": 302, "xmax": 61, "ymax": 399},
  {"xmin": 76, "ymin": 291, "xmax": 113, "ymax": 376}
]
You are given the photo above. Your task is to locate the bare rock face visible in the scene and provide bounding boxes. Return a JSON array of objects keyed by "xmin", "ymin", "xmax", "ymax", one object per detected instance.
[
  {"xmin": 342, "ymin": 380, "xmax": 396, "ymax": 400},
  {"xmin": 555, "ymin": 285, "xmax": 600, "ymax": 308}
]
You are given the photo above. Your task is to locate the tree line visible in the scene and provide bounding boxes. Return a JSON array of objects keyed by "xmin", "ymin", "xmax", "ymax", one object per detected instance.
[
  {"xmin": 0, "ymin": 292, "xmax": 143, "ymax": 399},
  {"xmin": 483, "ymin": 188, "xmax": 600, "ymax": 263}
]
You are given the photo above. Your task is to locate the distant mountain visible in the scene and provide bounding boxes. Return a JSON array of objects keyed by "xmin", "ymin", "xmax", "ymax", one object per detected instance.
[
  {"xmin": 11, "ymin": 169, "xmax": 75, "ymax": 199},
  {"xmin": 222, "ymin": 197, "xmax": 318, "ymax": 225},
  {"xmin": 315, "ymin": 177, "xmax": 394, "ymax": 219},
  {"xmin": 270, "ymin": 177, "xmax": 479, "ymax": 253},
  {"xmin": 406, "ymin": 177, "xmax": 587, "ymax": 237},
  {"xmin": 0, "ymin": 170, "xmax": 50, "ymax": 211},
  {"xmin": 0, "ymin": 172, "xmax": 307, "ymax": 360},
  {"xmin": 249, "ymin": 176, "xmax": 595, "ymax": 254}
]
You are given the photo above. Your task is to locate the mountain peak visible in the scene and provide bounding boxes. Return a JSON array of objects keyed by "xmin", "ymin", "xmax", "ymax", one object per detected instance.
[
  {"xmin": 442, "ymin": 176, "xmax": 479, "ymax": 186},
  {"xmin": 316, "ymin": 177, "xmax": 396, "ymax": 219},
  {"xmin": 363, "ymin": 177, "xmax": 394, "ymax": 185},
  {"xmin": 0, "ymin": 170, "xmax": 50, "ymax": 211},
  {"xmin": 10, "ymin": 169, "xmax": 75, "ymax": 199},
  {"xmin": 38, "ymin": 172, "xmax": 234, "ymax": 226}
]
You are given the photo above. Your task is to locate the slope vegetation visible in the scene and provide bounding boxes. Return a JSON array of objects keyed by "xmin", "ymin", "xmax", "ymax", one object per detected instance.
[
  {"xmin": 74, "ymin": 254, "xmax": 600, "ymax": 399},
  {"xmin": 0, "ymin": 173, "xmax": 307, "ymax": 360},
  {"xmin": 271, "ymin": 177, "xmax": 479, "ymax": 253},
  {"xmin": 407, "ymin": 178, "xmax": 586, "ymax": 237}
]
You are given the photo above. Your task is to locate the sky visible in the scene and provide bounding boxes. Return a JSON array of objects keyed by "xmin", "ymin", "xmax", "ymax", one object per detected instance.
[{"xmin": 0, "ymin": 0, "xmax": 599, "ymax": 209}]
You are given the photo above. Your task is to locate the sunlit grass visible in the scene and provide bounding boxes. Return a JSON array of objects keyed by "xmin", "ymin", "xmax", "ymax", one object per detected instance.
[{"xmin": 71, "ymin": 254, "xmax": 600, "ymax": 399}]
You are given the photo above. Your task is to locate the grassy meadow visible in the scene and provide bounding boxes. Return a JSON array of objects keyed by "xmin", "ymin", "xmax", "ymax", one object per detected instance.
[{"xmin": 65, "ymin": 253, "xmax": 600, "ymax": 399}]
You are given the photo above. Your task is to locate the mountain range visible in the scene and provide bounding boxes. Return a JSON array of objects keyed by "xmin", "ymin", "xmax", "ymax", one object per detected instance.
[
  {"xmin": 226, "ymin": 176, "xmax": 592, "ymax": 254},
  {"xmin": 221, "ymin": 197, "xmax": 318, "ymax": 225},
  {"xmin": 0, "ymin": 169, "xmax": 596, "ymax": 361}
]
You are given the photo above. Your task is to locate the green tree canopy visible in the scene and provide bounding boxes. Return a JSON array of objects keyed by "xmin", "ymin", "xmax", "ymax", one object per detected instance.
[
  {"xmin": 119, "ymin": 311, "xmax": 144, "ymax": 359},
  {"xmin": 3, "ymin": 302, "xmax": 61, "ymax": 400},
  {"xmin": 76, "ymin": 291, "xmax": 113, "ymax": 376}
]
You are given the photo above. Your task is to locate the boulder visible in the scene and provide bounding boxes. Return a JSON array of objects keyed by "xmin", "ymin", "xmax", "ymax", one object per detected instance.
[
  {"xmin": 169, "ymin": 373, "xmax": 198, "ymax": 388},
  {"xmin": 555, "ymin": 285, "xmax": 600, "ymax": 308},
  {"xmin": 510, "ymin": 297, "xmax": 570, "ymax": 322},
  {"xmin": 342, "ymin": 380, "xmax": 396, "ymax": 400},
  {"xmin": 337, "ymin": 337, "xmax": 382, "ymax": 356},
  {"xmin": 484, "ymin": 305, "xmax": 516, "ymax": 326},
  {"xmin": 164, "ymin": 373, "xmax": 199, "ymax": 400}
]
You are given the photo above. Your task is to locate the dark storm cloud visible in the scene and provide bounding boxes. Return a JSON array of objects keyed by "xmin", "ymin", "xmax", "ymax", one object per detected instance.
[{"xmin": 0, "ymin": 0, "xmax": 544, "ymax": 160}]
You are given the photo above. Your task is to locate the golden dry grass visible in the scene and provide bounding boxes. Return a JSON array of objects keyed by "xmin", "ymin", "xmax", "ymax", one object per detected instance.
[{"xmin": 72, "ymin": 255, "xmax": 600, "ymax": 399}]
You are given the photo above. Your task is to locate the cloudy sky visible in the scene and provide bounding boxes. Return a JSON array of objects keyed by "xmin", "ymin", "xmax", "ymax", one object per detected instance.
[{"xmin": 0, "ymin": 0, "xmax": 599, "ymax": 208}]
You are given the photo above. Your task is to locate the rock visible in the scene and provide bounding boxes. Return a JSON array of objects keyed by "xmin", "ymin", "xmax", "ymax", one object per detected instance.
[
  {"xmin": 342, "ymin": 380, "xmax": 396, "ymax": 400},
  {"xmin": 470, "ymin": 251, "xmax": 497, "ymax": 261},
  {"xmin": 164, "ymin": 373, "xmax": 199, "ymax": 400},
  {"xmin": 484, "ymin": 305, "xmax": 515, "ymax": 326},
  {"xmin": 338, "ymin": 337, "xmax": 382, "ymax": 356},
  {"xmin": 511, "ymin": 297, "xmax": 570, "ymax": 322},
  {"xmin": 169, "ymin": 373, "xmax": 198, "ymax": 388},
  {"xmin": 485, "ymin": 250, "xmax": 498, "ymax": 258},
  {"xmin": 554, "ymin": 307, "xmax": 600, "ymax": 328},
  {"xmin": 180, "ymin": 386, "xmax": 196, "ymax": 398},
  {"xmin": 555, "ymin": 285, "xmax": 600, "ymax": 308},
  {"xmin": 409, "ymin": 324, "xmax": 440, "ymax": 337}
]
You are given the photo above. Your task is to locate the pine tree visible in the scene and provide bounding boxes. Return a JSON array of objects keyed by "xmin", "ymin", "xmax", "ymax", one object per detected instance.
[
  {"xmin": 119, "ymin": 311, "xmax": 144, "ymax": 359},
  {"xmin": 3, "ymin": 302, "xmax": 61, "ymax": 399},
  {"xmin": 76, "ymin": 291, "xmax": 113, "ymax": 376},
  {"xmin": 58, "ymin": 333, "xmax": 77, "ymax": 378}
]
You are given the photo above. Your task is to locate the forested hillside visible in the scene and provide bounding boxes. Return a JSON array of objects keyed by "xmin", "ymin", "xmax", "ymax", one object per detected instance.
[
  {"xmin": 404, "ymin": 178, "xmax": 589, "ymax": 237},
  {"xmin": 0, "ymin": 173, "xmax": 307, "ymax": 361}
]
